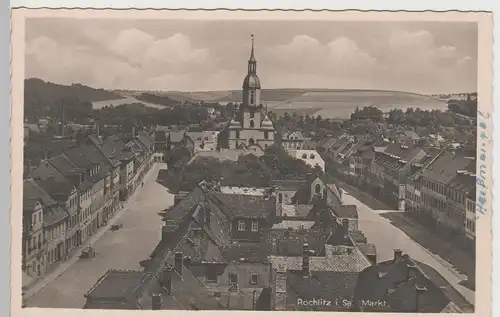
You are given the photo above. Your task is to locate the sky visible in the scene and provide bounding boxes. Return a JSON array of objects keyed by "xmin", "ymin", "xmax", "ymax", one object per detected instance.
[{"xmin": 25, "ymin": 18, "xmax": 478, "ymax": 94}]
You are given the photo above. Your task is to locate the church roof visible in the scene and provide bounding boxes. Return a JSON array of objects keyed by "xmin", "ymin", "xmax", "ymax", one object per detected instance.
[
  {"xmin": 260, "ymin": 115, "xmax": 274, "ymax": 130},
  {"xmin": 243, "ymin": 73, "xmax": 261, "ymax": 89}
]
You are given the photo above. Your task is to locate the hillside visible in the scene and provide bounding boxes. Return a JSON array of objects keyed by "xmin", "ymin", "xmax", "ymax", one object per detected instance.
[{"xmin": 24, "ymin": 78, "xmax": 122, "ymax": 121}]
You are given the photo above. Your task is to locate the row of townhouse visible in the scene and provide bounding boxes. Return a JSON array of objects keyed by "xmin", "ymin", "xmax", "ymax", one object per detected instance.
[
  {"xmin": 404, "ymin": 150, "xmax": 476, "ymax": 250},
  {"xmin": 346, "ymin": 140, "xmax": 477, "ymax": 252},
  {"xmin": 22, "ymin": 131, "xmax": 155, "ymax": 282}
]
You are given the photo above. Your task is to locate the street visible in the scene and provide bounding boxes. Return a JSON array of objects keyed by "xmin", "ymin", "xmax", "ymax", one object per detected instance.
[
  {"xmin": 341, "ymin": 193, "xmax": 475, "ymax": 309},
  {"xmin": 25, "ymin": 163, "xmax": 174, "ymax": 308}
]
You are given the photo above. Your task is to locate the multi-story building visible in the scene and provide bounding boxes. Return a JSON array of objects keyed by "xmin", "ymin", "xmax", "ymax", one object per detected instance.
[
  {"xmin": 404, "ymin": 150, "xmax": 443, "ymax": 223},
  {"xmin": 62, "ymin": 145, "xmax": 110, "ymax": 240},
  {"xmin": 417, "ymin": 151, "xmax": 476, "ymax": 238},
  {"xmin": 186, "ymin": 131, "xmax": 220, "ymax": 152},
  {"xmin": 35, "ymin": 177, "xmax": 79, "ymax": 255},
  {"xmin": 23, "ymin": 179, "xmax": 49, "ymax": 278},
  {"xmin": 370, "ymin": 143, "xmax": 426, "ymax": 210},
  {"xmin": 281, "ymin": 131, "xmax": 304, "ymax": 150},
  {"xmin": 29, "ymin": 154, "xmax": 87, "ymax": 250}
]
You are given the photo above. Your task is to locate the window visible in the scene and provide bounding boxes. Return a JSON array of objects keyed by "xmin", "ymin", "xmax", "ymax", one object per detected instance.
[
  {"xmin": 206, "ymin": 266, "xmax": 217, "ymax": 283},
  {"xmin": 315, "ymin": 184, "xmax": 321, "ymax": 194},
  {"xmin": 251, "ymin": 221, "xmax": 259, "ymax": 232},
  {"xmin": 310, "ymin": 154, "xmax": 315, "ymax": 159},
  {"xmin": 302, "ymin": 154, "xmax": 308, "ymax": 159},
  {"xmin": 250, "ymin": 120, "xmax": 255, "ymax": 128},
  {"xmin": 264, "ymin": 131, "xmax": 269, "ymax": 139},
  {"xmin": 249, "ymin": 273, "xmax": 258, "ymax": 285},
  {"xmin": 229, "ymin": 273, "xmax": 238, "ymax": 285},
  {"xmin": 250, "ymin": 110, "xmax": 255, "ymax": 118},
  {"xmin": 236, "ymin": 131, "xmax": 240, "ymax": 139},
  {"xmin": 238, "ymin": 220, "xmax": 246, "ymax": 231},
  {"xmin": 250, "ymin": 91, "xmax": 256, "ymax": 105}
]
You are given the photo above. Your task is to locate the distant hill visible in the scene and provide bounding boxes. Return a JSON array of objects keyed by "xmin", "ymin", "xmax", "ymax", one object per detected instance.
[{"xmin": 24, "ymin": 78, "xmax": 122, "ymax": 121}]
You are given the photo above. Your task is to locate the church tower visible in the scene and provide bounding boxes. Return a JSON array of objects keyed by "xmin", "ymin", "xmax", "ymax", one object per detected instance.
[
  {"xmin": 226, "ymin": 34, "xmax": 275, "ymax": 150},
  {"xmin": 241, "ymin": 34, "xmax": 262, "ymax": 130}
]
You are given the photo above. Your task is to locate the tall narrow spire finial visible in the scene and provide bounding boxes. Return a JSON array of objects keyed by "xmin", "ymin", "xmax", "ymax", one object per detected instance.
[{"xmin": 249, "ymin": 34, "xmax": 256, "ymax": 61}]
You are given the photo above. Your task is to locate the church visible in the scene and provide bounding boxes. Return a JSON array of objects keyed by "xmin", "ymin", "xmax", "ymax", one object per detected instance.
[{"xmin": 219, "ymin": 35, "xmax": 276, "ymax": 150}]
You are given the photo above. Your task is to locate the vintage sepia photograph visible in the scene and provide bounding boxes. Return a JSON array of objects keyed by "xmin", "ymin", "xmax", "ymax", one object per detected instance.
[{"xmin": 10, "ymin": 8, "xmax": 493, "ymax": 316}]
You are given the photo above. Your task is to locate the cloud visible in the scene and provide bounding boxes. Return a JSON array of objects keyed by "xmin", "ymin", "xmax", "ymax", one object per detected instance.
[
  {"xmin": 263, "ymin": 35, "xmax": 376, "ymax": 77},
  {"xmin": 385, "ymin": 30, "xmax": 473, "ymax": 72},
  {"xmin": 25, "ymin": 25, "xmax": 476, "ymax": 93},
  {"xmin": 25, "ymin": 30, "xmax": 221, "ymax": 90}
]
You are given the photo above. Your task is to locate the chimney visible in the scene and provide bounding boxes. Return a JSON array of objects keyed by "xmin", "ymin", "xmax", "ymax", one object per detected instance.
[
  {"xmin": 161, "ymin": 267, "xmax": 173, "ymax": 293},
  {"xmin": 183, "ymin": 256, "xmax": 191, "ymax": 268},
  {"xmin": 415, "ymin": 285, "xmax": 427, "ymax": 312},
  {"xmin": 174, "ymin": 252, "xmax": 183, "ymax": 276},
  {"xmin": 151, "ymin": 293, "xmax": 162, "ymax": 310},
  {"xmin": 302, "ymin": 243, "xmax": 310, "ymax": 278},
  {"xmin": 407, "ymin": 264, "xmax": 418, "ymax": 279},
  {"xmin": 393, "ymin": 249, "xmax": 403, "ymax": 262}
]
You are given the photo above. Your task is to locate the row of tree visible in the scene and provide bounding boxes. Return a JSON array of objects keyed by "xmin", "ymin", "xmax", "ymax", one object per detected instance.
[{"xmin": 162, "ymin": 145, "xmax": 322, "ymax": 193}]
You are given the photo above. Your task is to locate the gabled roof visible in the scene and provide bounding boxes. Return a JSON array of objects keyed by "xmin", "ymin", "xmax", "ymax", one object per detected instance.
[
  {"xmin": 24, "ymin": 178, "xmax": 56, "ymax": 208},
  {"xmin": 210, "ymin": 192, "xmax": 275, "ymax": 218},
  {"xmin": 267, "ymin": 229, "xmax": 329, "ymax": 256},
  {"xmin": 268, "ymin": 244, "xmax": 371, "ymax": 273},
  {"xmin": 167, "ymin": 131, "xmax": 187, "ymax": 143},
  {"xmin": 84, "ymin": 269, "xmax": 151, "ymax": 305},
  {"xmin": 23, "ymin": 179, "xmax": 68, "ymax": 225},
  {"xmin": 421, "ymin": 152, "xmax": 474, "ymax": 185},
  {"xmin": 35, "ymin": 177, "xmax": 75, "ymax": 202},
  {"xmin": 136, "ymin": 131, "xmax": 154, "ymax": 150},
  {"xmin": 221, "ymin": 242, "xmax": 270, "ymax": 263},
  {"xmin": 154, "ymin": 130, "xmax": 167, "ymax": 142},
  {"xmin": 354, "ymin": 253, "xmax": 459, "ymax": 313},
  {"xmin": 335, "ymin": 205, "xmax": 358, "ymax": 219},
  {"xmin": 88, "ymin": 135, "xmax": 121, "ymax": 167},
  {"xmin": 283, "ymin": 131, "xmax": 304, "ymax": 140},
  {"xmin": 272, "ymin": 179, "xmax": 308, "ymax": 192}
]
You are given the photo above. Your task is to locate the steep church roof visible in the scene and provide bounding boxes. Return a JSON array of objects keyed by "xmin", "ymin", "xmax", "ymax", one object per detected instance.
[
  {"xmin": 260, "ymin": 115, "xmax": 274, "ymax": 130},
  {"xmin": 242, "ymin": 34, "xmax": 261, "ymax": 89}
]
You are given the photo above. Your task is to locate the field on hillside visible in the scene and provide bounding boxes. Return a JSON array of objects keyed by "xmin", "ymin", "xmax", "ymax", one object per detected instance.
[
  {"xmin": 272, "ymin": 90, "xmax": 447, "ymax": 119},
  {"xmin": 92, "ymin": 97, "xmax": 168, "ymax": 110},
  {"xmin": 106, "ymin": 88, "xmax": 448, "ymax": 119}
]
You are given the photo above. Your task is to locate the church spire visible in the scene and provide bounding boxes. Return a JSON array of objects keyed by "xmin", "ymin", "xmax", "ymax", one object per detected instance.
[
  {"xmin": 249, "ymin": 34, "xmax": 256, "ymax": 62},
  {"xmin": 248, "ymin": 34, "xmax": 257, "ymax": 74}
]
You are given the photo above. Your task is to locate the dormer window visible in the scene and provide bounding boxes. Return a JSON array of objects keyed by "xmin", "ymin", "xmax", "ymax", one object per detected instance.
[
  {"xmin": 302, "ymin": 154, "xmax": 307, "ymax": 159},
  {"xmin": 310, "ymin": 154, "xmax": 315, "ymax": 159}
]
